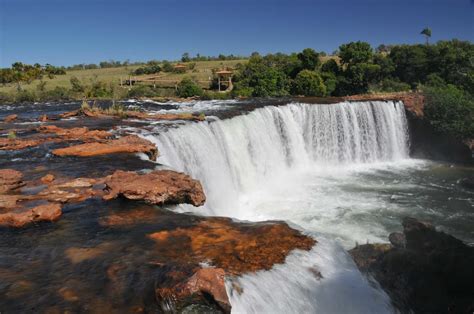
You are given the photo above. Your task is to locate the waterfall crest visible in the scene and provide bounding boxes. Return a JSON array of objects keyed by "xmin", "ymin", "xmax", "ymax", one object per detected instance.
[{"xmin": 150, "ymin": 101, "xmax": 409, "ymax": 213}]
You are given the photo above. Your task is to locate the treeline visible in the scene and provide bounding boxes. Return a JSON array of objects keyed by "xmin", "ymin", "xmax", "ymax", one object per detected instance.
[
  {"xmin": 231, "ymin": 39, "xmax": 473, "ymax": 97},
  {"xmin": 66, "ymin": 60, "xmax": 139, "ymax": 71},
  {"xmin": 229, "ymin": 39, "xmax": 473, "ymax": 139},
  {"xmin": 0, "ymin": 62, "xmax": 66, "ymax": 87},
  {"xmin": 181, "ymin": 52, "xmax": 246, "ymax": 63}
]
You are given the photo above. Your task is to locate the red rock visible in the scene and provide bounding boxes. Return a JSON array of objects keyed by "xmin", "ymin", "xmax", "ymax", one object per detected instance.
[
  {"xmin": 40, "ymin": 174, "xmax": 55, "ymax": 184},
  {"xmin": 103, "ymin": 170, "xmax": 205, "ymax": 206},
  {"xmin": 0, "ymin": 169, "xmax": 24, "ymax": 194},
  {"xmin": 0, "ymin": 138, "xmax": 50, "ymax": 151},
  {"xmin": 148, "ymin": 218, "xmax": 315, "ymax": 274},
  {"xmin": 40, "ymin": 114, "xmax": 48, "ymax": 122},
  {"xmin": 0, "ymin": 194, "xmax": 22, "ymax": 209},
  {"xmin": 38, "ymin": 125, "xmax": 111, "ymax": 141},
  {"xmin": 150, "ymin": 218, "xmax": 316, "ymax": 312},
  {"xmin": 4, "ymin": 114, "xmax": 18, "ymax": 122},
  {"xmin": 0, "ymin": 203, "xmax": 62, "ymax": 228},
  {"xmin": 52, "ymin": 135, "xmax": 158, "ymax": 161}
]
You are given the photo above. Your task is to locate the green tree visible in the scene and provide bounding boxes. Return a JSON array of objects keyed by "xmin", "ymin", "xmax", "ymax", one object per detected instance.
[
  {"xmin": 421, "ymin": 28, "xmax": 432, "ymax": 45},
  {"xmin": 70, "ymin": 76, "xmax": 84, "ymax": 93},
  {"xmin": 181, "ymin": 52, "xmax": 191, "ymax": 63},
  {"xmin": 292, "ymin": 70, "xmax": 326, "ymax": 96},
  {"xmin": 176, "ymin": 77, "xmax": 203, "ymax": 97},
  {"xmin": 297, "ymin": 48, "xmax": 320, "ymax": 71},
  {"xmin": 339, "ymin": 41, "xmax": 373, "ymax": 66}
]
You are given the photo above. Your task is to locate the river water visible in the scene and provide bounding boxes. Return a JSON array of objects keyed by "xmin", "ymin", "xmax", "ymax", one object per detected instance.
[{"xmin": 1, "ymin": 99, "xmax": 472, "ymax": 313}]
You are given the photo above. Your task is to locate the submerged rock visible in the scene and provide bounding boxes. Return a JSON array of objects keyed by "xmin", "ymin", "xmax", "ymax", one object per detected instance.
[
  {"xmin": 0, "ymin": 203, "xmax": 62, "ymax": 228},
  {"xmin": 4, "ymin": 114, "xmax": 18, "ymax": 123},
  {"xmin": 52, "ymin": 135, "xmax": 158, "ymax": 161},
  {"xmin": 349, "ymin": 217, "xmax": 474, "ymax": 313},
  {"xmin": 0, "ymin": 169, "xmax": 24, "ymax": 194},
  {"xmin": 103, "ymin": 170, "xmax": 205, "ymax": 206}
]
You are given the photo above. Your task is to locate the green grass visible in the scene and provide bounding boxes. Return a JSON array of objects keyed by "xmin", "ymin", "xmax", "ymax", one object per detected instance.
[{"xmin": 0, "ymin": 60, "xmax": 248, "ymax": 93}]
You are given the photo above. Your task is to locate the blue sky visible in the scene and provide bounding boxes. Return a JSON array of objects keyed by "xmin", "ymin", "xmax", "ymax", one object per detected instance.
[{"xmin": 0, "ymin": 0, "xmax": 473, "ymax": 67}]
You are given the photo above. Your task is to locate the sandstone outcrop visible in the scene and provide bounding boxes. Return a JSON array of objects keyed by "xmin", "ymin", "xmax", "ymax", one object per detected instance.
[
  {"xmin": 103, "ymin": 170, "xmax": 205, "ymax": 206},
  {"xmin": 150, "ymin": 218, "xmax": 316, "ymax": 312},
  {"xmin": 0, "ymin": 203, "xmax": 62, "ymax": 228},
  {"xmin": 349, "ymin": 217, "xmax": 474, "ymax": 313},
  {"xmin": 52, "ymin": 135, "xmax": 158, "ymax": 161},
  {"xmin": 38, "ymin": 125, "xmax": 111, "ymax": 141}
]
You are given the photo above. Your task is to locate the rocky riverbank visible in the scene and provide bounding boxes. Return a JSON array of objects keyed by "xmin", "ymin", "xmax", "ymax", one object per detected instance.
[{"xmin": 349, "ymin": 217, "xmax": 474, "ymax": 313}]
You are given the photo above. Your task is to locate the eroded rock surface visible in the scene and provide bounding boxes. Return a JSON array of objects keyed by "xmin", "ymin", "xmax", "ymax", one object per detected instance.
[
  {"xmin": 103, "ymin": 170, "xmax": 205, "ymax": 206},
  {"xmin": 38, "ymin": 125, "xmax": 111, "ymax": 141},
  {"xmin": 349, "ymin": 217, "xmax": 474, "ymax": 313},
  {"xmin": 53, "ymin": 135, "xmax": 158, "ymax": 161},
  {"xmin": 150, "ymin": 218, "xmax": 316, "ymax": 312},
  {"xmin": 0, "ymin": 203, "xmax": 62, "ymax": 228},
  {"xmin": 0, "ymin": 169, "xmax": 24, "ymax": 194}
]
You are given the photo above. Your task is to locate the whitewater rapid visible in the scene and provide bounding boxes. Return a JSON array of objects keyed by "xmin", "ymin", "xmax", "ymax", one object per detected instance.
[{"xmin": 143, "ymin": 101, "xmax": 415, "ymax": 313}]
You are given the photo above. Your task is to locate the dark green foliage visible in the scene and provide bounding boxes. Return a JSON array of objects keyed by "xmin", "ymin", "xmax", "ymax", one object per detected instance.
[
  {"xmin": 133, "ymin": 61, "xmax": 161, "ymax": 75},
  {"xmin": 297, "ymin": 48, "xmax": 320, "ymax": 71},
  {"xmin": 176, "ymin": 78, "xmax": 203, "ymax": 97},
  {"xmin": 339, "ymin": 41, "xmax": 373, "ymax": 66},
  {"xmin": 70, "ymin": 76, "xmax": 84, "ymax": 93},
  {"xmin": 292, "ymin": 70, "xmax": 326, "ymax": 96},
  {"xmin": 423, "ymin": 84, "xmax": 474, "ymax": 139},
  {"xmin": 15, "ymin": 89, "xmax": 36, "ymax": 102},
  {"xmin": 161, "ymin": 61, "xmax": 174, "ymax": 73},
  {"xmin": 233, "ymin": 54, "xmax": 290, "ymax": 97},
  {"xmin": 321, "ymin": 59, "xmax": 340, "ymax": 75},
  {"xmin": 181, "ymin": 53, "xmax": 191, "ymax": 63},
  {"xmin": 321, "ymin": 72, "xmax": 337, "ymax": 95},
  {"xmin": 370, "ymin": 78, "xmax": 411, "ymax": 93},
  {"xmin": 88, "ymin": 81, "xmax": 111, "ymax": 98}
]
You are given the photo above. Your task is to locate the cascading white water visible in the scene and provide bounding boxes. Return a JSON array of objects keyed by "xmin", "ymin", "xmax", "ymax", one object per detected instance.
[
  {"xmin": 144, "ymin": 101, "xmax": 411, "ymax": 313},
  {"xmin": 149, "ymin": 101, "xmax": 409, "ymax": 214}
]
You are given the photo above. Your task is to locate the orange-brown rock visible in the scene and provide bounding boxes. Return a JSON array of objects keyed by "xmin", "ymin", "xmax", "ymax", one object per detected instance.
[
  {"xmin": 148, "ymin": 218, "xmax": 315, "ymax": 274},
  {"xmin": 344, "ymin": 92, "xmax": 425, "ymax": 117},
  {"xmin": 103, "ymin": 170, "xmax": 205, "ymax": 206},
  {"xmin": 58, "ymin": 110, "xmax": 80, "ymax": 119},
  {"xmin": 0, "ymin": 138, "xmax": 49, "ymax": 151},
  {"xmin": 156, "ymin": 268, "xmax": 230, "ymax": 312},
  {"xmin": 65, "ymin": 242, "xmax": 116, "ymax": 264},
  {"xmin": 150, "ymin": 218, "xmax": 315, "ymax": 312},
  {"xmin": 0, "ymin": 194, "xmax": 22, "ymax": 209},
  {"xmin": 40, "ymin": 174, "xmax": 55, "ymax": 184},
  {"xmin": 38, "ymin": 125, "xmax": 112, "ymax": 141},
  {"xmin": 52, "ymin": 135, "xmax": 158, "ymax": 161},
  {"xmin": 0, "ymin": 203, "xmax": 62, "ymax": 228},
  {"xmin": 126, "ymin": 111, "xmax": 205, "ymax": 121},
  {"xmin": 39, "ymin": 114, "xmax": 48, "ymax": 122},
  {"xmin": 4, "ymin": 114, "xmax": 18, "ymax": 122},
  {"xmin": 0, "ymin": 169, "xmax": 24, "ymax": 194}
]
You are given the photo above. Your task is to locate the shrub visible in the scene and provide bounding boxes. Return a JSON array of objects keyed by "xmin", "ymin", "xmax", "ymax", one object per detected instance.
[
  {"xmin": 292, "ymin": 70, "xmax": 326, "ymax": 96},
  {"xmin": 15, "ymin": 89, "xmax": 36, "ymax": 102},
  {"xmin": 423, "ymin": 84, "xmax": 474, "ymax": 139},
  {"xmin": 127, "ymin": 85, "xmax": 160, "ymax": 98},
  {"xmin": 176, "ymin": 78, "xmax": 203, "ymax": 98},
  {"xmin": 41, "ymin": 86, "xmax": 71, "ymax": 101},
  {"xmin": 0, "ymin": 92, "xmax": 13, "ymax": 104},
  {"xmin": 370, "ymin": 78, "xmax": 411, "ymax": 93}
]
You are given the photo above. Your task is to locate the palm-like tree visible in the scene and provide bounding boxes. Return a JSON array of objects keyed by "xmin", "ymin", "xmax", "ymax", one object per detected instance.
[{"xmin": 421, "ymin": 28, "xmax": 432, "ymax": 45}]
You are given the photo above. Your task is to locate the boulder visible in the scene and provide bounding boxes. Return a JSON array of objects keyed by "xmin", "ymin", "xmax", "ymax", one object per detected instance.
[
  {"xmin": 0, "ymin": 203, "xmax": 62, "ymax": 228},
  {"xmin": 0, "ymin": 169, "xmax": 24, "ymax": 194},
  {"xmin": 40, "ymin": 174, "xmax": 55, "ymax": 184},
  {"xmin": 103, "ymin": 170, "xmax": 205, "ymax": 206},
  {"xmin": 349, "ymin": 217, "xmax": 474, "ymax": 313},
  {"xmin": 52, "ymin": 135, "xmax": 158, "ymax": 161},
  {"xmin": 0, "ymin": 138, "xmax": 49, "ymax": 151}
]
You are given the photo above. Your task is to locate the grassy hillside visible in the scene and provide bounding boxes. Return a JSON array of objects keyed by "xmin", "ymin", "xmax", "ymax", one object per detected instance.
[{"xmin": 0, "ymin": 60, "xmax": 248, "ymax": 94}]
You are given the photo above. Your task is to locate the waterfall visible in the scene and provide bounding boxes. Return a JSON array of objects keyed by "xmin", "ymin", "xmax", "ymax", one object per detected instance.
[
  {"xmin": 143, "ymin": 100, "xmax": 409, "ymax": 313},
  {"xmin": 148, "ymin": 101, "xmax": 409, "ymax": 215}
]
